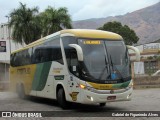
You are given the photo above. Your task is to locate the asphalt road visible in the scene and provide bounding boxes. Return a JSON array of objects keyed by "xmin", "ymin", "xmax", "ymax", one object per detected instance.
[{"xmin": 0, "ymin": 88, "xmax": 160, "ymax": 120}]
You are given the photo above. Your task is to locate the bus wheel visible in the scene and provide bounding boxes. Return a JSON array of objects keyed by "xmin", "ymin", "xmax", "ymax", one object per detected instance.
[
  {"xmin": 99, "ymin": 103, "xmax": 106, "ymax": 107},
  {"xmin": 16, "ymin": 84, "xmax": 26, "ymax": 99},
  {"xmin": 57, "ymin": 88, "xmax": 69, "ymax": 109}
]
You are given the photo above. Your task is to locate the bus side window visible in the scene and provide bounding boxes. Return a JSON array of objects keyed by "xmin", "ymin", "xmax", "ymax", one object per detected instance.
[
  {"xmin": 35, "ymin": 49, "xmax": 42, "ymax": 63},
  {"xmin": 16, "ymin": 52, "xmax": 21, "ymax": 66},
  {"xmin": 32, "ymin": 45, "xmax": 42, "ymax": 64},
  {"xmin": 56, "ymin": 48, "xmax": 63, "ymax": 64},
  {"xmin": 11, "ymin": 53, "xmax": 16, "ymax": 67},
  {"xmin": 66, "ymin": 49, "xmax": 79, "ymax": 76},
  {"xmin": 43, "ymin": 37, "xmax": 64, "ymax": 64},
  {"xmin": 70, "ymin": 50, "xmax": 78, "ymax": 70},
  {"xmin": 51, "ymin": 47, "xmax": 63, "ymax": 64}
]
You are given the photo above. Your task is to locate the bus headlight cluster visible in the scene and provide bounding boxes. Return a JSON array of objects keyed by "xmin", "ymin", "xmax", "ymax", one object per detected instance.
[{"xmin": 79, "ymin": 84, "xmax": 86, "ymax": 89}]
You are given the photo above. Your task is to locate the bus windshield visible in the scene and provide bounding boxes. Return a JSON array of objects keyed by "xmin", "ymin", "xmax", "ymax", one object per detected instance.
[{"xmin": 78, "ymin": 39, "xmax": 131, "ymax": 83}]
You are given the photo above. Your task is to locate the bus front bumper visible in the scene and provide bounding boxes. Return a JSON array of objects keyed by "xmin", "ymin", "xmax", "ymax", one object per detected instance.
[{"xmin": 80, "ymin": 87, "xmax": 133, "ymax": 104}]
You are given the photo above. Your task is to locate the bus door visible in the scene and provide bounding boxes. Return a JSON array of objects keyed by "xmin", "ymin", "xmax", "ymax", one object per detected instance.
[{"xmin": 66, "ymin": 49, "xmax": 80, "ymax": 102}]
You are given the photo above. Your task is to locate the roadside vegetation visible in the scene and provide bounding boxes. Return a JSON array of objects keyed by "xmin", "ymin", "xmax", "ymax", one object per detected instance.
[
  {"xmin": 9, "ymin": 2, "xmax": 72, "ymax": 44},
  {"xmin": 9, "ymin": 3, "xmax": 139, "ymax": 46},
  {"xmin": 98, "ymin": 21, "xmax": 139, "ymax": 45}
]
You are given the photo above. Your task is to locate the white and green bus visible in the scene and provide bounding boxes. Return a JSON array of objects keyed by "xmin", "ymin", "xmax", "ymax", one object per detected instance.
[{"xmin": 10, "ymin": 29, "xmax": 140, "ymax": 109}]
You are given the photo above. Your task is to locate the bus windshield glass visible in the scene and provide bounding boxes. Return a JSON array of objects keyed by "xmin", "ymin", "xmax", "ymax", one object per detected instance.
[{"xmin": 78, "ymin": 39, "xmax": 131, "ymax": 83}]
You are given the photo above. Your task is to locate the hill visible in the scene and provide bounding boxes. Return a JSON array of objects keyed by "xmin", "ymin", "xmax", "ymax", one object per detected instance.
[{"xmin": 72, "ymin": 2, "xmax": 160, "ymax": 44}]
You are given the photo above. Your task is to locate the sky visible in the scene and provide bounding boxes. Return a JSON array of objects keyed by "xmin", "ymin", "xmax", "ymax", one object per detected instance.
[{"xmin": 0, "ymin": 0, "xmax": 160, "ymax": 23}]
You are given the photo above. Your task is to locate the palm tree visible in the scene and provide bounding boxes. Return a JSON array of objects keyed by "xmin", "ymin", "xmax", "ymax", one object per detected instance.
[
  {"xmin": 9, "ymin": 2, "xmax": 41, "ymax": 44},
  {"xmin": 9, "ymin": 3, "xmax": 72, "ymax": 44},
  {"xmin": 40, "ymin": 6, "xmax": 72, "ymax": 37}
]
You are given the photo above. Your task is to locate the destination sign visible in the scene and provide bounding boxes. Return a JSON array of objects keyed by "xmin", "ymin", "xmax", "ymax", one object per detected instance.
[{"xmin": 83, "ymin": 40, "xmax": 101, "ymax": 44}]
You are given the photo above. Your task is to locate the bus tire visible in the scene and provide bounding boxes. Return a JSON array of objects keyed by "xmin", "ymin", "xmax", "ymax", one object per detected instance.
[
  {"xmin": 16, "ymin": 84, "xmax": 26, "ymax": 99},
  {"xmin": 57, "ymin": 88, "xmax": 69, "ymax": 109},
  {"xmin": 99, "ymin": 103, "xmax": 106, "ymax": 107}
]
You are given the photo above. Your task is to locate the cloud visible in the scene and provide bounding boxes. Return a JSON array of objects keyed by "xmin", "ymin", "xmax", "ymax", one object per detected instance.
[
  {"xmin": 0, "ymin": 0, "xmax": 159, "ymax": 23},
  {"xmin": 72, "ymin": 0, "xmax": 160, "ymax": 20}
]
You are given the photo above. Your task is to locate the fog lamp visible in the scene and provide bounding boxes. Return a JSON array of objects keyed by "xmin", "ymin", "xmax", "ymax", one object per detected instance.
[
  {"xmin": 87, "ymin": 96, "xmax": 94, "ymax": 101},
  {"xmin": 127, "ymin": 93, "xmax": 132, "ymax": 99}
]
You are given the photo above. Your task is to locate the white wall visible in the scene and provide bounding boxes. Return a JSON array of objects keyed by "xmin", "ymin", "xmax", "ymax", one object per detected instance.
[
  {"xmin": 134, "ymin": 62, "xmax": 145, "ymax": 74},
  {"xmin": 133, "ymin": 42, "xmax": 160, "ymax": 75},
  {"xmin": 0, "ymin": 23, "xmax": 24, "ymax": 63},
  {"xmin": 136, "ymin": 43, "xmax": 160, "ymax": 52}
]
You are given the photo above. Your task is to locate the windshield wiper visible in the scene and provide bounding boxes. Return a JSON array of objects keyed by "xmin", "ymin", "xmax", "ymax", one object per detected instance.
[
  {"xmin": 98, "ymin": 57, "xmax": 110, "ymax": 80},
  {"xmin": 109, "ymin": 55, "xmax": 124, "ymax": 81},
  {"xmin": 124, "ymin": 47, "xmax": 129, "ymax": 64}
]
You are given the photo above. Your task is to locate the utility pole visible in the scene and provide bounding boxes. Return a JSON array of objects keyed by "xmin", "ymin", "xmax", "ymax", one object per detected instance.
[
  {"xmin": 5, "ymin": 16, "xmax": 11, "ymax": 55},
  {"xmin": 5, "ymin": 15, "xmax": 11, "ymax": 90}
]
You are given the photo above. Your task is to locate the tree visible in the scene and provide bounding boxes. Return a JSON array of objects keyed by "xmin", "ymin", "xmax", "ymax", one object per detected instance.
[
  {"xmin": 9, "ymin": 2, "xmax": 41, "ymax": 44},
  {"xmin": 9, "ymin": 3, "xmax": 72, "ymax": 45},
  {"xmin": 98, "ymin": 21, "xmax": 139, "ymax": 45},
  {"xmin": 40, "ymin": 6, "xmax": 72, "ymax": 37}
]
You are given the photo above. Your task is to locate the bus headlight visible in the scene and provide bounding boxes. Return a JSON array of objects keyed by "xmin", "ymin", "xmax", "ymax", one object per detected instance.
[{"xmin": 79, "ymin": 84, "xmax": 86, "ymax": 89}]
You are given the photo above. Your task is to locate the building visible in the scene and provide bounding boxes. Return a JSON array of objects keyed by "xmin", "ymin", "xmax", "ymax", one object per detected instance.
[
  {"xmin": 134, "ymin": 41, "xmax": 160, "ymax": 75},
  {"xmin": 0, "ymin": 23, "xmax": 23, "ymax": 90}
]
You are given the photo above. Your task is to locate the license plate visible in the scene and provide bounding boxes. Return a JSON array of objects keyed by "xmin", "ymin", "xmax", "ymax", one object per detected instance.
[{"xmin": 107, "ymin": 96, "xmax": 116, "ymax": 100}]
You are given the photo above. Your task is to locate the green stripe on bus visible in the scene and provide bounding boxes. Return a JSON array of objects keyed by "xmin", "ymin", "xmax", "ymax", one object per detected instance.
[
  {"xmin": 112, "ymin": 80, "xmax": 130, "ymax": 89},
  {"xmin": 32, "ymin": 62, "xmax": 52, "ymax": 91}
]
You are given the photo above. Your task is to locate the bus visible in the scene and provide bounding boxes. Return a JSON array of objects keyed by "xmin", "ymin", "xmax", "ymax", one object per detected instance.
[{"xmin": 10, "ymin": 29, "xmax": 140, "ymax": 109}]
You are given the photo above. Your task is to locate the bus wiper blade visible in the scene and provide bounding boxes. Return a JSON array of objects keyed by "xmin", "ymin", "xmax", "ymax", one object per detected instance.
[
  {"xmin": 109, "ymin": 55, "xmax": 124, "ymax": 81},
  {"xmin": 98, "ymin": 57, "xmax": 110, "ymax": 80},
  {"xmin": 124, "ymin": 47, "xmax": 129, "ymax": 64},
  {"xmin": 104, "ymin": 57, "xmax": 109, "ymax": 73}
]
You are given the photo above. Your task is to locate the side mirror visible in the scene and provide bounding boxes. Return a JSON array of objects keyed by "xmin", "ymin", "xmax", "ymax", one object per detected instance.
[
  {"xmin": 127, "ymin": 45, "xmax": 140, "ymax": 62},
  {"xmin": 69, "ymin": 44, "xmax": 83, "ymax": 61}
]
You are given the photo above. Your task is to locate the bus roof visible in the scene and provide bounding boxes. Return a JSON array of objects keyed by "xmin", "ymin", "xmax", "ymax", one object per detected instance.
[
  {"xmin": 11, "ymin": 29, "xmax": 123, "ymax": 54},
  {"xmin": 60, "ymin": 29, "xmax": 123, "ymax": 40}
]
